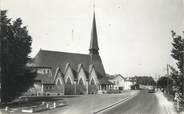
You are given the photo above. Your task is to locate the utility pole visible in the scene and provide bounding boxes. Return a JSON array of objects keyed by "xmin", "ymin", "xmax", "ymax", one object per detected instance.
[
  {"xmin": 155, "ymin": 73, "xmax": 158, "ymax": 90},
  {"xmin": 158, "ymin": 75, "xmax": 160, "ymax": 90},
  {"xmin": 167, "ymin": 64, "xmax": 169, "ymax": 94},
  {"xmin": 0, "ymin": 10, "xmax": 2, "ymax": 104}
]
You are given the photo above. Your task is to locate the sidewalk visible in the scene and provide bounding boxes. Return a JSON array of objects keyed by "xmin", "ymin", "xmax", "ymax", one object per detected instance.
[
  {"xmin": 155, "ymin": 92, "xmax": 177, "ymax": 114},
  {"xmin": 161, "ymin": 92, "xmax": 184, "ymax": 114}
]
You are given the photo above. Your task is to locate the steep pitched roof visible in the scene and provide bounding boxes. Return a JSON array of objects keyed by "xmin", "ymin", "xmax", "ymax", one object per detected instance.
[
  {"xmin": 33, "ymin": 50, "xmax": 90, "ymax": 75},
  {"xmin": 53, "ymin": 67, "xmax": 64, "ymax": 83},
  {"xmin": 77, "ymin": 64, "xmax": 89, "ymax": 79},
  {"xmin": 35, "ymin": 73, "xmax": 53, "ymax": 84},
  {"xmin": 89, "ymin": 54, "xmax": 106, "ymax": 75},
  {"xmin": 33, "ymin": 50, "xmax": 106, "ymax": 78},
  {"xmin": 95, "ymin": 70, "xmax": 105, "ymax": 79}
]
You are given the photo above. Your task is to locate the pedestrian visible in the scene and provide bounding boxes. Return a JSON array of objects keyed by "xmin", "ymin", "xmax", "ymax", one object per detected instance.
[
  {"xmin": 46, "ymin": 103, "xmax": 49, "ymax": 109},
  {"xmin": 5, "ymin": 106, "xmax": 9, "ymax": 111},
  {"xmin": 53, "ymin": 102, "xmax": 56, "ymax": 108}
]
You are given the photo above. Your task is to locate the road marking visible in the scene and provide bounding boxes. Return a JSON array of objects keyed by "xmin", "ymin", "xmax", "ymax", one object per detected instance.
[{"xmin": 93, "ymin": 91, "xmax": 140, "ymax": 114}]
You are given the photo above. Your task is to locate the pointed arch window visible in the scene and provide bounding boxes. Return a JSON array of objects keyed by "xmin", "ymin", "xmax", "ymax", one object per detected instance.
[
  {"xmin": 79, "ymin": 78, "xmax": 84, "ymax": 85},
  {"xmin": 91, "ymin": 78, "xmax": 95, "ymax": 85},
  {"xmin": 66, "ymin": 77, "xmax": 72, "ymax": 85},
  {"xmin": 56, "ymin": 79, "xmax": 62, "ymax": 85}
]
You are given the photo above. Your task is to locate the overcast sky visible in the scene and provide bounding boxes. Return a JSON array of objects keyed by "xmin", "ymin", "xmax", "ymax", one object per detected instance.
[{"xmin": 1, "ymin": 0, "xmax": 184, "ymax": 77}]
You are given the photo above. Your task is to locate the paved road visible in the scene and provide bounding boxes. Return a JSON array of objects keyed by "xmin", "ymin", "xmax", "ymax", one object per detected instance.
[
  {"xmin": 2, "ymin": 90, "xmax": 176, "ymax": 114},
  {"xmin": 102, "ymin": 90, "xmax": 177, "ymax": 114},
  {"xmin": 49, "ymin": 91, "xmax": 137, "ymax": 114}
]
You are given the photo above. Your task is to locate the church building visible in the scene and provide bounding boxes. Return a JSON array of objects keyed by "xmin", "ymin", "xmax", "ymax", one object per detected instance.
[{"xmin": 28, "ymin": 12, "xmax": 113, "ymax": 96}]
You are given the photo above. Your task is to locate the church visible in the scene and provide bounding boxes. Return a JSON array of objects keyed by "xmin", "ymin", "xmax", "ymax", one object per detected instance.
[{"xmin": 28, "ymin": 12, "xmax": 113, "ymax": 96}]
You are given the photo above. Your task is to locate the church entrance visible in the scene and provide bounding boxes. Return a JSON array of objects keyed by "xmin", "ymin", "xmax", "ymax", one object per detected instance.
[
  {"xmin": 56, "ymin": 79, "xmax": 64, "ymax": 95},
  {"xmin": 65, "ymin": 78, "xmax": 75, "ymax": 95},
  {"xmin": 88, "ymin": 79, "xmax": 98, "ymax": 94},
  {"xmin": 76, "ymin": 78, "xmax": 87, "ymax": 95}
]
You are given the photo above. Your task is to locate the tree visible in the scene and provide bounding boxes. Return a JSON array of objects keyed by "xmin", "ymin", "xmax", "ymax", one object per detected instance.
[
  {"xmin": 169, "ymin": 65, "xmax": 181, "ymax": 89},
  {"xmin": 171, "ymin": 31, "xmax": 184, "ymax": 73},
  {"xmin": 133, "ymin": 76, "xmax": 156, "ymax": 86},
  {"xmin": 170, "ymin": 30, "xmax": 184, "ymax": 93},
  {"xmin": 1, "ymin": 10, "xmax": 36, "ymax": 104},
  {"xmin": 157, "ymin": 77, "xmax": 173, "ymax": 89}
]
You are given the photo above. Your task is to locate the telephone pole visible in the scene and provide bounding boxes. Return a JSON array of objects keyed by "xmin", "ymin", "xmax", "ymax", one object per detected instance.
[
  {"xmin": 0, "ymin": 28, "xmax": 1, "ymax": 104},
  {"xmin": 167, "ymin": 64, "xmax": 169, "ymax": 94}
]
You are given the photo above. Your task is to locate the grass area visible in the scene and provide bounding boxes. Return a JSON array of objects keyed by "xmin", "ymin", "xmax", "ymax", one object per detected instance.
[{"xmin": 0, "ymin": 96, "xmax": 70, "ymax": 109}]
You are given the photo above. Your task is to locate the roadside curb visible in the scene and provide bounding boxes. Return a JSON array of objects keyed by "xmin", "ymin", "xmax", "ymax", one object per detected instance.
[{"xmin": 93, "ymin": 91, "xmax": 140, "ymax": 114}]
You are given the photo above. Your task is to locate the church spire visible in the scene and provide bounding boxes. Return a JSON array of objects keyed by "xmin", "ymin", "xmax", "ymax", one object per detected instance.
[{"xmin": 89, "ymin": 11, "xmax": 99, "ymax": 54}]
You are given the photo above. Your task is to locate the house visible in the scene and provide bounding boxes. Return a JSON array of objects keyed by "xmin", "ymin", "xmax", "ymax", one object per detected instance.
[
  {"xmin": 108, "ymin": 75, "xmax": 134, "ymax": 91},
  {"xmin": 108, "ymin": 74, "xmax": 125, "ymax": 91},
  {"xmin": 124, "ymin": 77, "xmax": 134, "ymax": 90},
  {"xmin": 27, "ymin": 12, "xmax": 113, "ymax": 96}
]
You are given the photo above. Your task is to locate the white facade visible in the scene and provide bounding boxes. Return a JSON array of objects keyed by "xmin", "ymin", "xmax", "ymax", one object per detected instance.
[
  {"xmin": 108, "ymin": 75, "xmax": 134, "ymax": 91},
  {"xmin": 109, "ymin": 74, "xmax": 125, "ymax": 90},
  {"xmin": 124, "ymin": 80, "xmax": 133, "ymax": 90}
]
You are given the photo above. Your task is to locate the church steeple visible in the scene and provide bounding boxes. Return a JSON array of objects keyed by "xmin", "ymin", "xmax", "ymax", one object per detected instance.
[
  {"xmin": 89, "ymin": 11, "xmax": 99, "ymax": 55},
  {"xmin": 88, "ymin": 10, "xmax": 106, "ymax": 76}
]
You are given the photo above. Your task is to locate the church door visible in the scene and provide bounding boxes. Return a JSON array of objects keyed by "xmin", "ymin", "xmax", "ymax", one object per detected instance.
[{"xmin": 65, "ymin": 77, "xmax": 75, "ymax": 95}]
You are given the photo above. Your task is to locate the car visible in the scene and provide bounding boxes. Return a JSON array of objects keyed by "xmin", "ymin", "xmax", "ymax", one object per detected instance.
[{"xmin": 148, "ymin": 88, "xmax": 155, "ymax": 93}]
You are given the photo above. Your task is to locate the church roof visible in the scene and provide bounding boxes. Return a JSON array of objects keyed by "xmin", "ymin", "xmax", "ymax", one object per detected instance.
[
  {"xmin": 33, "ymin": 49, "xmax": 106, "ymax": 78},
  {"xmin": 34, "ymin": 50, "xmax": 90, "ymax": 75},
  {"xmin": 35, "ymin": 73, "xmax": 54, "ymax": 84}
]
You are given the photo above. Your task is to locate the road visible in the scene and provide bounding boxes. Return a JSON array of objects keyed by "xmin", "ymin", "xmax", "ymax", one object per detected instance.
[
  {"xmin": 47, "ymin": 91, "xmax": 137, "ymax": 114},
  {"xmin": 1, "ymin": 90, "xmax": 177, "ymax": 114},
  {"xmin": 101, "ymin": 90, "xmax": 177, "ymax": 114}
]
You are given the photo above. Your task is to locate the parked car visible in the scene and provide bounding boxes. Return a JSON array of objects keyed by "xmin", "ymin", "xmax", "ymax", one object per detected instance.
[{"xmin": 148, "ymin": 88, "xmax": 155, "ymax": 93}]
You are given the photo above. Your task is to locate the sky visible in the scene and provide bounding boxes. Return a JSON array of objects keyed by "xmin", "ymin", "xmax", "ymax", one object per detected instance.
[{"xmin": 1, "ymin": 0, "xmax": 184, "ymax": 77}]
